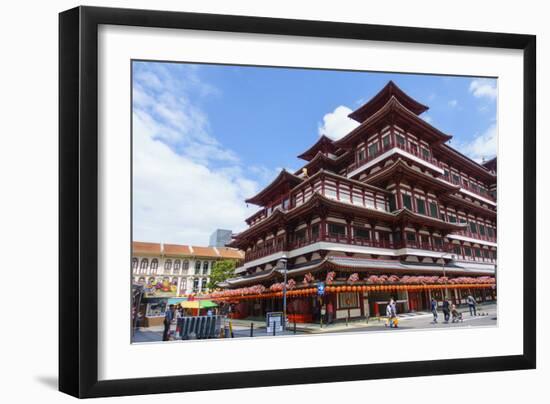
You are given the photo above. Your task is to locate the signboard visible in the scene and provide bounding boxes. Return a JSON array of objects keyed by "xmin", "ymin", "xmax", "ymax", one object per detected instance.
[
  {"xmin": 317, "ymin": 282, "xmax": 325, "ymax": 296},
  {"xmin": 266, "ymin": 311, "xmax": 283, "ymax": 334}
]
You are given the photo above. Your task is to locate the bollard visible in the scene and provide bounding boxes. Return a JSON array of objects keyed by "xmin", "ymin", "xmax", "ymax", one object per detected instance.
[
  {"xmin": 273, "ymin": 323, "xmax": 276, "ymax": 336},
  {"xmin": 250, "ymin": 322, "xmax": 254, "ymax": 337},
  {"xmin": 229, "ymin": 320, "xmax": 234, "ymax": 338},
  {"xmin": 293, "ymin": 322, "xmax": 297, "ymax": 334}
]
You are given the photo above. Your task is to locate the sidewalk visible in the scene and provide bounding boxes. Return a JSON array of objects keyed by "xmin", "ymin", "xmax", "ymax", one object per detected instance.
[{"xmin": 132, "ymin": 302, "xmax": 496, "ymax": 341}]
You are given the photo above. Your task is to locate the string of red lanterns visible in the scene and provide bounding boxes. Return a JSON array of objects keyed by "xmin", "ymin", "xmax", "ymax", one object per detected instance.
[{"xmin": 209, "ymin": 282, "xmax": 495, "ymax": 302}]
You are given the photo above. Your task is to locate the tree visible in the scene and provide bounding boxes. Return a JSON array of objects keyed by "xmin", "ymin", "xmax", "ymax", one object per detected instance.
[{"xmin": 207, "ymin": 260, "xmax": 236, "ymax": 290}]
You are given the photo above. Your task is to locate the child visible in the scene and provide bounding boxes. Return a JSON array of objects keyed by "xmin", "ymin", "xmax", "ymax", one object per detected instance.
[{"xmin": 451, "ymin": 304, "xmax": 462, "ymax": 323}]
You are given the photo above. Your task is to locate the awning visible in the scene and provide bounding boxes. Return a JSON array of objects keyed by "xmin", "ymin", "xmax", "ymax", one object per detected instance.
[
  {"xmin": 167, "ymin": 298, "xmax": 186, "ymax": 305},
  {"xmin": 181, "ymin": 300, "xmax": 218, "ymax": 309}
]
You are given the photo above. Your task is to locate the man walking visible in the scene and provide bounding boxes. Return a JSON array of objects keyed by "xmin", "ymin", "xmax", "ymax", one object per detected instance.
[
  {"xmin": 163, "ymin": 304, "xmax": 175, "ymax": 341},
  {"xmin": 467, "ymin": 293, "xmax": 477, "ymax": 316},
  {"xmin": 431, "ymin": 297, "xmax": 438, "ymax": 324},
  {"xmin": 442, "ymin": 299, "xmax": 450, "ymax": 323}
]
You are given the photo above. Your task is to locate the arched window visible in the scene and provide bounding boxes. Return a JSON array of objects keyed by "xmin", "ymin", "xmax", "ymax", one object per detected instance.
[
  {"xmin": 182, "ymin": 260, "xmax": 189, "ymax": 271},
  {"xmin": 179, "ymin": 279, "xmax": 187, "ymax": 294},
  {"xmin": 195, "ymin": 260, "xmax": 201, "ymax": 274},
  {"xmin": 150, "ymin": 258, "xmax": 158, "ymax": 274},
  {"xmin": 139, "ymin": 258, "xmax": 148, "ymax": 273},
  {"xmin": 164, "ymin": 259, "xmax": 172, "ymax": 273},
  {"xmin": 202, "ymin": 261, "xmax": 209, "ymax": 275},
  {"xmin": 171, "ymin": 277, "xmax": 178, "ymax": 285},
  {"xmin": 132, "ymin": 258, "xmax": 138, "ymax": 272},
  {"xmin": 173, "ymin": 259, "xmax": 181, "ymax": 274}
]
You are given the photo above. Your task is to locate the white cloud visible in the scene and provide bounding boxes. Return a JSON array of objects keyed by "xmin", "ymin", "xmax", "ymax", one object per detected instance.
[
  {"xmin": 132, "ymin": 63, "xmax": 259, "ymax": 245},
  {"xmin": 469, "ymin": 79, "xmax": 497, "ymax": 100},
  {"xmin": 422, "ymin": 114, "xmax": 434, "ymax": 124},
  {"xmin": 318, "ymin": 105, "xmax": 360, "ymax": 140},
  {"xmin": 448, "ymin": 99, "xmax": 458, "ymax": 108},
  {"xmin": 457, "ymin": 123, "xmax": 497, "ymax": 163},
  {"xmin": 133, "ymin": 113, "xmax": 258, "ymax": 245}
]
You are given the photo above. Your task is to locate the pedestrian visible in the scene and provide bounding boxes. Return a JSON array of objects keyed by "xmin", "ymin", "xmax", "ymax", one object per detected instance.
[
  {"xmin": 387, "ymin": 298, "xmax": 398, "ymax": 328},
  {"xmin": 442, "ymin": 299, "xmax": 450, "ymax": 323},
  {"xmin": 162, "ymin": 304, "xmax": 175, "ymax": 341},
  {"xmin": 467, "ymin": 293, "xmax": 477, "ymax": 316},
  {"xmin": 206, "ymin": 308, "xmax": 213, "ymax": 316},
  {"xmin": 451, "ymin": 304, "xmax": 462, "ymax": 323},
  {"xmin": 431, "ymin": 297, "xmax": 438, "ymax": 323},
  {"xmin": 327, "ymin": 301, "xmax": 334, "ymax": 324},
  {"xmin": 386, "ymin": 301, "xmax": 393, "ymax": 327}
]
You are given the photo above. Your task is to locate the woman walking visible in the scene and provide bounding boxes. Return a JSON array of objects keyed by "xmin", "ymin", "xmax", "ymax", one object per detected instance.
[{"xmin": 431, "ymin": 297, "xmax": 438, "ymax": 324}]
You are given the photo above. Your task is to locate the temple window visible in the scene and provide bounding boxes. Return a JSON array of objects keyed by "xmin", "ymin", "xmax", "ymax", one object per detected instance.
[
  {"xmin": 402, "ymin": 193, "xmax": 412, "ymax": 210},
  {"xmin": 421, "ymin": 147, "xmax": 430, "ymax": 160},
  {"xmin": 368, "ymin": 142, "xmax": 379, "ymax": 158},
  {"xmin": 311, "ymin": 223, "xmax": 320, "ymax": 240},
  {"xmin": 354, "ymin": 227, "xmax": 370, "ymax": 240},
  {"xmin": 294, "ymin": 228, "xmax": 307, "ymax": 242},
  {"xmin": 479, "ymin": 224, "xmax": 486, "ymax": 236},
  {"xmin": 382, "ymin": 135, "xmax": 390, "ymax": 148},
  {"xmin": 406, "ymin": 232, "xmax": 416, "ymax": 243},
  {"xmin": 429, "ymin": 201, "xmax": 438, "ymax": 218},
  {"xmin": 388, "ymin": 194, "xmax": 397, "ymax": 211},
  {"xmin": 357, "ymin": 148, "xmax": 366, "ymax": 161},
  {"xmin": 416, "ymin": 198, "xmax": 426, "ymax": 215},
  {"xmin": 396, "ymin": 134, "xmax": 406, "ymax": 146},
  {"xmin": 469, "ymin": 221, "xmax": 478, "ymax": 234},
  {"xmin": 328, "ymin": 223, "xmax": 346, "ymax": 237},
  {"xmin": 452, "ymin": 173, "xmax": 461, "ymax": 185}
]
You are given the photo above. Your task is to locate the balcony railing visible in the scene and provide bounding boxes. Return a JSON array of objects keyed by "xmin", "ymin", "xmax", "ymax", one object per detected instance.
[
  {"xmin": 243, "ymin": 234, "xmax": 497, "ymax": 264},
  {"xmin": 453, "ymin": 230, "xmax": 497, "ymax": 243},
  {"xmin": 348, "ymin": 136, "xmax": 441, "ymax": 173},
  {"xmin": 440, "ymin": 175, "xmax": 496, "ymax": 203},
  {"xmin": 244, "ymin": 243, "xmax": 287, "ymax": 263}
]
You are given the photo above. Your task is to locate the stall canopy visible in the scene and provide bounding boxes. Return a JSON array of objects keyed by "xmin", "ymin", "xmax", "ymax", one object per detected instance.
[
  {"xmin": 181, "ymin": 300, "xmax": 218, "ymax": 309},
  {"xmin": 167, "ymin": 298, "xmax": 186, "ymax": 305}
]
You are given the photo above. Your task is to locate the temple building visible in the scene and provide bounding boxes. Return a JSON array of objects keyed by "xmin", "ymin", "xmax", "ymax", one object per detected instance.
[{"xmin": 216, "ymin": 81, "xmax": 497, "ymax": 323}]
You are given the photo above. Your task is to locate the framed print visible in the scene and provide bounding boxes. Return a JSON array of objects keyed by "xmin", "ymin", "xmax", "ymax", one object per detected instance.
[{"xmin": 59, "ymin": 6, "xmax": 536, "ymax": 398}]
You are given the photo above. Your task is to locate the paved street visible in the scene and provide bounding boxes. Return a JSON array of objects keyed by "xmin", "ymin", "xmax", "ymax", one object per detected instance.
[{"xmin": 132, "ymin": 303, "xmax": 496, "ymax": 343}]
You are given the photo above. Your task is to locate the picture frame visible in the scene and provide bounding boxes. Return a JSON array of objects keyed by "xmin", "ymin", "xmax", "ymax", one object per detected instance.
[{"xmin": 59, "ymin": 5, "xmax": 536, "ymax": 398}]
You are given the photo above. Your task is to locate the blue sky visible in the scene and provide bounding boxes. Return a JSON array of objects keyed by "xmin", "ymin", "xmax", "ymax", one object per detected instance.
[{"xmin": 132, "ymin": 61, "xmax": 497, "ymax": 245}]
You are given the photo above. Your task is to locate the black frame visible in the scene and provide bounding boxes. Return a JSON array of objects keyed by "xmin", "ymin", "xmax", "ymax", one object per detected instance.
[{"xmin": 59, "ymin": 6, "xmax": 536, "ymax": 398}]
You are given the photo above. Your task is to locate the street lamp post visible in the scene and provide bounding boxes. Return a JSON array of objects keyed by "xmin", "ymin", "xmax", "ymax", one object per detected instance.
[{"xmin": 278, "ymin": 256, "xmax": 288, "ymax": 331}]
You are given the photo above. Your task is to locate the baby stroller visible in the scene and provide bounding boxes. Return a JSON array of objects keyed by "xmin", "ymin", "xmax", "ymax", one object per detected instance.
[{"xmin": 451, "ymin": 308, "xmax": 463, "ymax": 323}]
